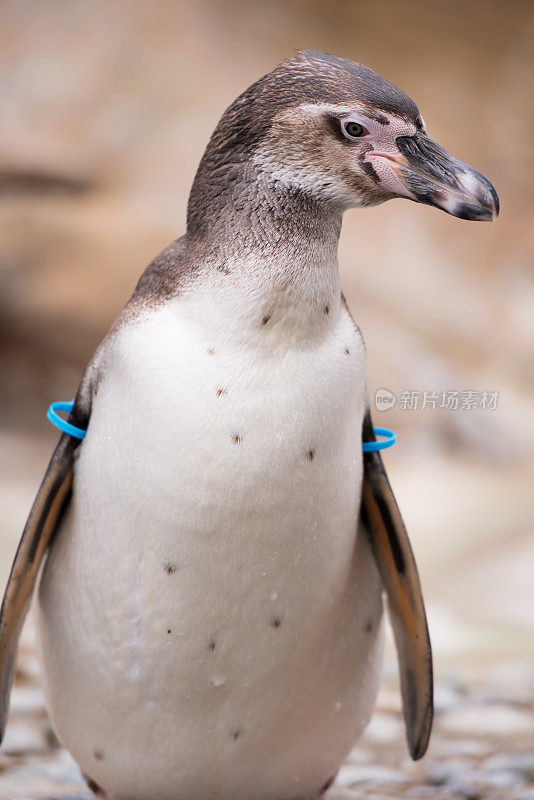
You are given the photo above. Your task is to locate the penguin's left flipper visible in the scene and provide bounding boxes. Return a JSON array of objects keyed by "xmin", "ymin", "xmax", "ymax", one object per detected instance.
[
  {"xmin": 361, "ymin": 409, "xmax": 433, "ymax": 760},
  {"xmin": 0, "ymin": 432, "xmax": 78, "ymax": 743}
]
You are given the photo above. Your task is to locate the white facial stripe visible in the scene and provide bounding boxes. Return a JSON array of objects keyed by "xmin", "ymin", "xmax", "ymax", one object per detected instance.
[{"xmin": 297, "ymin": 102, "xmax": 356, "ymax": 116}]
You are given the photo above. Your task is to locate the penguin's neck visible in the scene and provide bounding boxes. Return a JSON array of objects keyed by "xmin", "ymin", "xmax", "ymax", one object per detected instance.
[{"xmin": 185, "ymin": 172, "xmax": 344, "ymax": 346}]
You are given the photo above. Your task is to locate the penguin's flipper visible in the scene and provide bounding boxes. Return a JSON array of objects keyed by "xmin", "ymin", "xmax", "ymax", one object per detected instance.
[
  {"xmin": 0, "ymin": 432, "xmax": 77, "ymax": 742},
  {"xmin": 361, "ymin": 409, "xmax": 433, "ymax": 760}
]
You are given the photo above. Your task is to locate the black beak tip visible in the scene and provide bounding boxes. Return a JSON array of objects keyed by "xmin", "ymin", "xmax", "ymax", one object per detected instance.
[
  {"xmin": 452, "ymin": 202, "xmax": 496, "ymax": 222},
  {"xmin": 463, "ymin": 169, "xmax": 500, "ymax": 221}
]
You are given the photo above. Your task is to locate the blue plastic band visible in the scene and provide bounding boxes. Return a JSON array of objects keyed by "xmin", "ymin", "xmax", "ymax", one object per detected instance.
[
  {"xmin": 362, "ymin": 427, "xmax": 396, "ymax": 452},
  {"xmin": 47, "ymin": 400, "xmax": 86, "ymax": 440},
  {"xmin": 46, "ymin": 402, "xmax": 391, "ymax": 449}
]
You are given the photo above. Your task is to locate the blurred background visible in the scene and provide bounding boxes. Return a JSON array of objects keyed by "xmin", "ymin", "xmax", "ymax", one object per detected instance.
[{"xmin": 0, "ymin": 1, "xmax": 533, "ymax": 797}]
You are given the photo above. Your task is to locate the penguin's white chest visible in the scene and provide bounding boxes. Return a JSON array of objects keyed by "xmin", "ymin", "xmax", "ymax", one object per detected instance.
[{"xmin": 36, "ymin": 300, "xmax": 384, "ymax": 800}]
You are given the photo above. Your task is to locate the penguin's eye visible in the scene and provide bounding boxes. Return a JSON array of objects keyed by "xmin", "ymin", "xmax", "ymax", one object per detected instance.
[{"xmin": 342, "ymin": 121, "xmax": 368, "ymax": 139}]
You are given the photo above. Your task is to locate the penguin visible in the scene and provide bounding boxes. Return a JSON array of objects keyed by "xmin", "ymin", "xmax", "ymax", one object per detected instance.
[{"xmin": 0, "ymin": 50, "xmax": 498, "ymax": 800}]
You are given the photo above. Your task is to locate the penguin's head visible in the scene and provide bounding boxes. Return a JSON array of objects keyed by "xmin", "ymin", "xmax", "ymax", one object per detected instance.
[{"xmin": 190, "ymin": 50, "xmax": 498, "ymax": 224}]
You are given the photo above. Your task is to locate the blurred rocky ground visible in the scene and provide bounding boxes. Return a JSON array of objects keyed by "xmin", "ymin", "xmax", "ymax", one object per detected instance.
[{"xmin": 0, "ymin": 0, "xmax": 533, "ymax": 797}]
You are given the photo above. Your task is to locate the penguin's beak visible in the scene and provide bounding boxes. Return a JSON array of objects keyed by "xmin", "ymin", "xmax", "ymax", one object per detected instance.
[{"xmin": 387, "ymin": 132, "xmax": 499, "ymax": 221}]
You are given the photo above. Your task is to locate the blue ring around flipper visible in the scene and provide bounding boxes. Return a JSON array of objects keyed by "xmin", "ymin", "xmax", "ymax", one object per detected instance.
[
  {"xmin": 47, "ymin": 401, "xmax": 391, "ymax": 448},
  {"xmin": 46, "ymin": 400, "xmax": 86, "ymax": 440},
  {"xmin": 362, "ymin": 427, "xmax": 396, "ymax": 452}
]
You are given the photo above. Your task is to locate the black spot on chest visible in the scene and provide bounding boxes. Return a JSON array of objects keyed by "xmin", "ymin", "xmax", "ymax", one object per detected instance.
[
  {"xmin": 84, "ymin": 774, "xmax": 106, "ymax": 797},
  {"xmin": 320, "ymin": 773, "xmax": 338, "ymax": 793}
]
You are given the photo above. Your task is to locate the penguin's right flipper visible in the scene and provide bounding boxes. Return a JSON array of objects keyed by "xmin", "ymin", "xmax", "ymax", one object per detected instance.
[
  {"xmin": 0, "ymin": 432, "xmax": 78, "ymax": 743},
  {"xmin": 361, "ymin": 409, "xmax": 433, "ymax": 761}
]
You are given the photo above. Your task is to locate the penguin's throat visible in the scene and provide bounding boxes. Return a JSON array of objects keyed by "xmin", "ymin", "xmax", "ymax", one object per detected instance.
[{"xmin": 183, "ymin": 189, "xmax": 343, "ymax": 348}]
